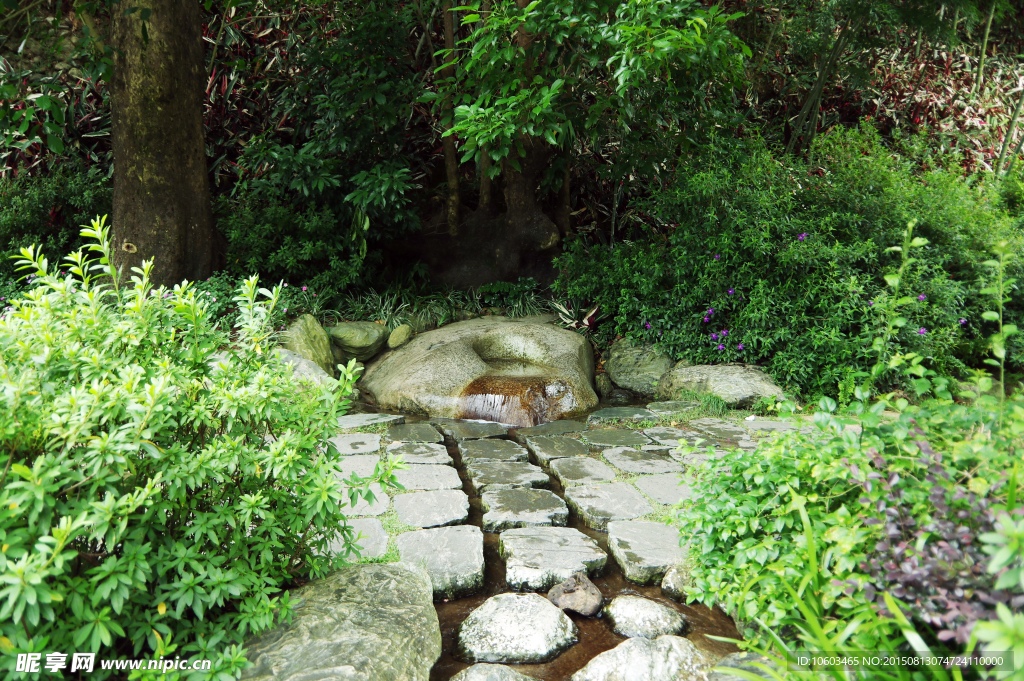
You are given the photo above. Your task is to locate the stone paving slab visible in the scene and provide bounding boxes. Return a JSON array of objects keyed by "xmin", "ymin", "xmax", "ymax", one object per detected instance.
[
  {"xmin": 459, "ymin": 439, "xmax": 529, "ymax": 464},
  {"xmin": 465, "ymin": 462, "xmax": 549, "ymax": 495},
  {"xmin": 385, "ymin": 441, "xmax": 453, "ymax": 466},
  {"xmin": 583, "ymin": 429, "xmax": 652, "ymax": 449},
  {"xmin": 564, "ymin": 482, "xmax": 653, "ymax": 531},
  {"xmin": 439, "ymin": 420, "xmax": 508, "ymax": 441},
  {"xmin": 603, "ymin": 448, "xmax": 683, "ymax": 475},
  {"xmin": 668, "ymin": 448, "xmax": 728, "ymax": 468},
  {"xmin": 587, "ymin": 407, "xmax": 658, "ymax": 424},
  {"xmin": 342, "ymin": 482, "xmax": 389, "ymax": 516},
  {"xmin": 329, "ymin": 432, "xmax": 382, "ymax": 455},
  {"xmin": 481, "ymin": 488, "xmax": 568, "ymax": 532},
  {"xmin": 607, "ymin": 520, "xmax": 686, "ymax": 584},
  {"xmin": 744, "ymin": 419, "xmax": 798, "ymax": 434},
  {"xmin": 512, "ymin": 420, "xmax": 587, "ymax": 443},
  {"xmin": 526, "ymin": 435, "xmax": 590, "ymax": 466},
  {"xmin": 397, "ymin": 525, "xmax": 484, "ymax": 599},
  {"xmin": 634, "ymin": 474, "xmax": 691, "ymax": 506},
  {"xmin": 386, "ymin": 422, "xmax": 444, "ymax": 444},
  {"xmin": 329, "ymin": 517, "xmax": 387, "ymax": 560},
  {"xmin": 337, "ymin": 454, "xmax": 381, "ymax": 480},
  {"xmin": 688, "ymin": 417, "xmax": 747, "ymax": 440},
  {"xmin": 550, "ymin": 457, "xmax": 617, "ymax": 487},
  {"xmin": 645, "ymin": 401, "xmax": 698, "ymax": 416},
  {"xmin": 394, "ymin": 464, "xmax": 464, "ymax": 491},
  {"xmin": 499, "ymin": 527, "xmax": 607, "ymax": 591},
  {"xmin": 394, "ymin": 489, "xmax": 470, "ymax": 528},
  {"xmin": 640, "ymin": 444, "xmax": 673, "ymax": 454},
  {"xmin": 642, "ymin": 426, "xmax": 703, "ymax": 447},
  {"xmin": 336, "ymin": 412, "xmax": 405, "ymax": 429},
  {"xmin": 456, "ymin": 593, "xmax": 577, "ymax": 664}
]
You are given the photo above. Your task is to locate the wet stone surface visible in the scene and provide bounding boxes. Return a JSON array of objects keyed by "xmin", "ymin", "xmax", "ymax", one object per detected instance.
[
  {"xmin": 394, "ymin": 489, "xmax": 470, "ymax": 528},
  {"xmin": 526, "ymin": 435, "xmax": 590, "ymax": 467},
  {"xmin": 337, "ymin": 412, "xmax": 406, "ymax": 429},
  {"xmin": 395, "ymin": 464, "xmax": 464, "ymax": 491},
  {"xmin": 338, "ymin": 517, "xmax": 388, "ymax": 560},
  {"xmin": 481, "ymin": 488, "xmax": 568, "ymax": 532},
  {"xmin": 456, "ymin": 593, "xmax": 578, "ymax": 664},
  {"xmin": 387, "ymin": 422, "xmax": 445, "ymax": 444},
  {"xmin": 642, "ymin": 426, "xmax": 703, "ymax": 447},
  {"xmin": 459, "ymin": 439, "xmax": 529, "ymax": 464},
  {"xmin": 608, "ymin": 520, "xmax": 686, "ymax": 585},
  {"xmin": 397, "ymin": 525, "xmax": 485, "ymax": 600},
  {"xmin": 688, "ymin": 418, "xmax": 748, "ymax": 440},
  {"xmin": 513, "ymin": 419, "xmax": 588, "ymax": 443},
  {"xmin": 604, "ymin": 595, "xmax": 688, "ymax": 639},
  {"xmin": 465, "ymin": 461, "xmax": 550, "ymax": 494},
  {"xmin": 440, "ymin": 421, "xmax": 509, "ymax": 442},
  {"xmin": 564, "ymin": 483, "xmax": 654, "ymax": 531},
  {"xmin": 500, "ymin": 527, "xmax": 608, "ymax": 592},
  {"xmin": 569, "ymin": 635, "xmax": 713, "ymax": 681},
  {"xmin": 550, "ymin": 457, "xmax": 617, "ymax": 487},
  {"xmin": 587, "ymin": 407, "xmax": 658, "ymax": 424},
  {"xmin": 450, "ymin": 664, "xmax": 539, "ymax": 681},
  {"xmin": 337, "ymin": 454, "xmax": 381, "ymax": 480},
  {"xmin": 329, "ymin": 432, "xmax": 382, "ymax": 455},
  {"xmin": 645, "ymin": 401, "xmax": 698, "ymax": 417},
  {"xmin": 387, "ymin": 441, "xmax": 454, "ymax": 466},
  {"xmin": 602, "ymin": 448, "xmax": 683, "ymax": 476},
  {"xmin": 583, "ymin": 429, "xmax": 653, "ymax": 450},
  {"xmin": 634, "ymin": 474, "xmax": 690, "ymax": 506}
]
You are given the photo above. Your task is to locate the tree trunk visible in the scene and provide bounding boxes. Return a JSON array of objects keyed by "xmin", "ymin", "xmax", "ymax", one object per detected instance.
[
  {"xmin": 110, "ymin": 0, "xmax": 217, "ymax": 286},
  {"xmin": 554, "ymin": 144, "xmax": 571, "ymax": 237},
  {"xmin": 479, "ymin": 143, "xmax": 494, "ymax": 216},
  {"xmin": 442, "ymin": 0, "xmax": 461, "ymax": 236},
  {"xmin": 502, "ymin": 136, "xmax": 559, "ymax": 250}
]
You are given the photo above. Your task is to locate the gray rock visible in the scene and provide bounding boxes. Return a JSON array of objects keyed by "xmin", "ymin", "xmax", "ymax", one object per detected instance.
[
  {"xmin": 500, "ymin": 527, "xmax": 608, "ymax": 591},
  {"xmin": 526, "ymin": 435, "xmax": 590, "ymax": 466},
  {"xmin": 337, "ymin": 412, "xmax": 405, "ymax": 429},
  {"xmin": 386, "ymin": 441, "xmax": 453, "ymax": 466},
  {"xmin": 661, "ymin": 564, "xmax": 688, "ymax": 602},
  {"xmin": 604, "ymin": 340, "xmax": 674, "ymax": 398},
  {"xmin": 397, "ymin": 526, "xmax": 484, "ymax": 599},
  {"xmin": 604, "ymin": 595, "xmax": 687, "ymax": 638},
  {"xmin": 338, "ymin": 454, "xmax": 381, "ymax": 480},
  {"xmin": 329, "ymin": 321, "xmax": 389, "ymax": 361},
  {"xmin": 744, "ymin": 419, "xmax": 797, "ymax": 434},
  {"xmin": 329, "ymin": 517, "xmax": 388, "ymax": 560},
  {"xmin": 606, "ymin": 389, "xmax": 634, "ymax": 405},
  {"xmin": 481, "ymin": 488, "xmax": 568, "ymax": 532},
  {"xmin": 584, "ymin": 429, "xmax": 652, "ymax": 449},
  {"xmin": 283, "ymin": 314, "xmax": 335, "ymax": 377},
  {"xmin": 602, "ymin": 448, "xmax": 683, "ymax": 475},
  {"xmin": 688, "ymin": 418, "xmax": 748, "ymax": 440},
  {"xmin": 441, "ymin": 421, "xmax": 508, "ymax": 441},
  {"xmin": 395, "ymin": 464, "xmax": 464, "ymax": 491},
  {"xmin": 634, "ymin": 474, "xmax": 691, "ymax": 506},
  {"xmin": 359, "ymin": 318, "xmax": 598, "ymax": 426},
  {"xmin": 388, "ymin": 324, "xmax": 414, "ymax": 349},
  {"xmin": 465, "ymin": 462, "xmax": 549, "ymax": 494},
  {"xmin": 451, "ymin": 664, "xmax": 539, "ymax": 681},
  {"xmin": 343, "ymin": 483, "xmax": 390, "ymax": 517},
  {"xmin": 587, "ymin": 407, "xmax": 658, "ymax": 424},
  {"xmin": 456, "ymin": 593, "xmax": 577, "ymax": 664},
  {"xmin": 275, "ymin": 348, "xmax": 338, "ymax": 388},
  {"xmin": 240, "ymin": 563, "xmax": 440, "ymax": 681},
  {"xmin": 707, "ymin": 652, "xmax": 780, "ymax": 680},
  {"xmin": 645, "ymin": 401, "xmax": 698, "ymax": 416},
  {"xmin": 387, "ymin": 423, "xmax": 444, "ymax": 443},
  {"xmin": 607, "ymin": 520, "xmax": 685, "ymax": 584},
  {"xmin": 595, "ymin": 373, "xmax": 614, "ymax": 398},
  {"xmin": 393, "ymin": 490, "xmax": 469, "ymax": 528},
  {"xmin": 330, "ymin": 432, "xmax": 382, "ymax": 455},
  {"xmin": 459, "ymin": 439, "xmax": 529, "ymax": 464},
  {"xmin": 513, "ymin": 419, "xmax": 587, "ymax": 442},
  {"xmin": 569, "ymin": 635, "xmax": 713, "ymax": 681},
  {"xmin": 642, "ymin": 426, "xmax": 702, "ymax": 447},
  {"xmin": 547, "ymin": 571, "xmax": 604, "ymax": 617},
  {"xmin": 640, "ymin": 444, "xmax": 673, "ymax": 454},
  {"xmin": 550, "ymin": 457, "xmax": 617, "ymax": 487},
  {"xmin": 657, "ymin": 364, "xmax": 785, "ymax": 408},
  {"xmin": 564, "ymin": 483, "xmax": 654, "ymax": 531}
]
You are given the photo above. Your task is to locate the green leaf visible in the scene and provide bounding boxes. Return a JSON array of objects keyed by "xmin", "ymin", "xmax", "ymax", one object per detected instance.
[{"xmin": 983, "ymin": 311, "xmax": 1000, "ymax": 321}]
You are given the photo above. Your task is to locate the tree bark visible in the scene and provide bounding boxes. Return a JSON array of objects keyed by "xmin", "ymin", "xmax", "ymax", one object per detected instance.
[
  {"xmin": 110, "ymin": 0, "xmax": 217, "ymax": 286},
  {"xmin": 502, "ymin": 136, "xmax": 559, "ymax": 250},
  {"xmin": 554, "ymin": 143, "xmax": 572, "ymax": 237},
  {"xmin": 442, "ymin": 0, "xmax": 461, "ymax": 236}
]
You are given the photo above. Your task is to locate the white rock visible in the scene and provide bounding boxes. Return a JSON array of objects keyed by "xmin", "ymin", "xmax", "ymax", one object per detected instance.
[
  {"xmin": 603, "ymin": 595, "xmax": 687, "ymax": 638},
  {"xmin": 456, "ymin": 593, "xmax": 577, "ymax": 664},
  {"xmin": 569, "ymin": 635, "xmax": 713, "ymax": 681}
]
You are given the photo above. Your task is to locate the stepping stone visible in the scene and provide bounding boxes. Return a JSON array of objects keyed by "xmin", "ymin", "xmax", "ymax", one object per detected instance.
[
  {"xmin": 587, "ymin": 407, "xmax": 658, "ymax": 424},
  {"xmin": 439, "ymin": 421, "xmax": 508, "ymax": 441},
  {"xmin": 688, "ymin": 417, "xmax": 747, "ymax": 440},
  {"xmin": 393, "ymin": 489, "xmax": 469, "ymax": 528},
  {"xmin": 500, "ymin": 527, "xmax": 607, "ymax": 591},
  {"xmin": 481, "ymin": 489, "xmax": 567, "ymax": 532},
  {"xmin": 456, "ymin": 593, "xmax": 577, "ymax": 664},
  {"xmin": 459, "ymin": 439, "xmax": 529, "ymax": 464},
  {"xmin": 667, "ymin": 448, "xmax": 727, "ymax": 467},
  {"xmin": 602, "ymin": 448, "xmax": 683, "ymax": 475},
  {"xmin": 337, "ymin": 454, "xmax": 381, "ymax": 480},
  {"xmin": 583, "ymin": 429, "xmax": 652, "ymax": 449},
  {"xmin": 607, "ymin": 520, "xmax": 685, "ymax": 584},
  {"xmin": 550, "ymin": 457, "xmax": 617, "ymax": 487},
  {"xmin": 386, "ymin": 422, "xmax": 443, "ymax": 444},
  {"xmin": 465, "ymin": 462, "xmax": 549, "ymax": 494},
  {"xmin": 342, "ymin": 483, "xmax": 389, "ymax": 516},
  {"xmin": 645, "ymin": 401, "xmax": 698, "ymax": 416},
  {"xmin": 385, "ymin": 441, "xmax": 453, "ymax": 466},
  {"xmin": 394, "ymin": 464, "xmax": 463, "ymax": 491},
  {"xmin": 661, "ymin": 565, "xmax": 687, "ymax": 602},
  {"xmin": 570, "ymin": 635, "xmax": 712, "ymax": 681},
  {"xmin": 526, "ymin": 435, "xmax": 589, "ymax": 466},
  {"xmin": 336, "ymin": 412, "xmax": 405, "ymax": 429},
  {"xmin": 331, "ymin": 517, "xmax": 388, "ymax": 560},
  {"xmin": 634, "ymin": 474, "xmax": 691, "ymax": 506},
  {"xmin": 640, "ymin": 444, "xmax": 673, "ymax": 454},
  {"xmin": 513, "ymin": 420, "xmax": 587, "ymax": 443},
  {"xmin": 396, "ymin": 525, "xmax": 484, "ymax": 599},
  {"xmin": 642, "ymin": 426, "xmax": 702, "ymax": 447},
  {"xmin": 451, "ymin": 664, "xmax": 538, "ymax": 681},
  {"xmin": 604, "ymin": 595, "xmax": 687, "ymax": 638},
  {"xmin": 329, "ymin": 432, "xmax": 382, "ymax": 455},
  {"xmin": 564, "ymin": 483, "xmax": 653, "ymax": 531},
  {"xmin": 744, "ymin": 419, "xmax": 798, "ymax": 434}
]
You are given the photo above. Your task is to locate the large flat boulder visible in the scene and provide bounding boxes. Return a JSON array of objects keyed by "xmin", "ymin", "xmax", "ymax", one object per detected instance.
[
  {"xmin": 456, "ymin": 593, "xmax": 578, "ymax": 664},
  {"xmin": 276, "ymin": 348, "xmax": 337, "ymax": 389},
  {"xmin": 397, "ymin": 526, "xmax": 484, "ymax": 599},
  {"xmin": 500, "ymin": 527, "xmax": 607, "ymax": 591},
  {"xmin": 241, "ymin": 563, "xmax": 440, "ymax": 681},
  {"xmin": 329, "ymin": 321, "xmax": 389, "ymax": 361},
  {"xmin": 657, "ymin": 364, "xmax": 785, "ymax": 408},
  {"xmin": 283, "ymin": 314, "xmax": 335, "ymax": 377},
  {"xmin": 604, "ymin": 340, "xmax": 673, "ymax": 398},
  {"xmin": 360, "ymin": 318, "xmax": 597, "ymax": 426}
]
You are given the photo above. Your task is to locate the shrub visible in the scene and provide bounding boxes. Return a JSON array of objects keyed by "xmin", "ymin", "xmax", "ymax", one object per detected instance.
[{"xmin": 0, "ymin": 218, "xmax": 398, "ymax": 678}]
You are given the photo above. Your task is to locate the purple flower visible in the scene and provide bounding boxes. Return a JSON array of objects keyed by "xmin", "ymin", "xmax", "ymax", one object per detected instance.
[
  {"xmin": 737, "ymin": 343, "xmax": 744, "ymax": 350},
  {"xmin": 714, "ymin": 254, "xmax": 721, "ymax": 260},
  {"xmin": 798, "ymin": 233, "xmax": 808, "ymax": 241},
  {"xmin": 721, "ymin": 329, "xmax": 728, "ymax": 337},
  {"xmin": 868, "ymin": 300, "xmax": 874, "ymax": 306},
  {"xmin": 284, "ymin": 283, "xmax": 288, "ymax": 287},
  {"xmin": 710, "ymin": 333, "xmax": 719, "ymax": 340},
  {"xmin": 284, "ymin": 308, "xmax": 288, "ymax": 313},
  {"xmin": 727, "ymin": 288, "xmax": 735, "ymax": 295},
  {"xmin": 917, "ymin": 327, "xmax": 927, "ymax": 335},
  {"xmin": 703, "ymin": 316, "xmax": 710, "ymax": 323},
  {"xmin": 716, "ymin": 344, "xmax": 725, "ymax": 351},
  {"xmin": 917, "ymin": 294, "xmax": 926, "ymax": 302},
  {"xmin": 644, "ymin": 322, "xmax": 652, "ymax": 330},
  {"xmin": 959, "ymin": 318, "xmax": 967, "ymax": 325},
  {"xmin": 302, "ymin": 286, "xmax": 307, "ymax": 291},
  {"xmin": 707, "ymin": 308, "xmax": 715, "ymax": 314}
]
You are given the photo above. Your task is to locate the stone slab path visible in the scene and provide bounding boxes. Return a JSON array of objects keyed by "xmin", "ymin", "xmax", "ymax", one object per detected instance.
[
  {"xmin": 688, "ymin": 417, "xmax": 747, "ymax": 440},
  {"xmin": 512, "ymin": 420, "xmax": 586, "ymax": 443},
  {"xmin": 394, "ymin": 489, "xmax": 469, "ymax": 528},
  {"xmin": 344, "ymin": 482, "xmax": 389, "ymax": 516},
  {"xmin": 642, "ymin": 426, "xmax": 703, "ymax": 447},
  {"xmin": 466, "ymin": 461, "xmax": 549, "ymax": 494},
  {"xmin": 550, "ymin": 457, "xmax": 617, "ymax": 487},
  {"xmin": 336, "ymin": 412, "xmax": 405, "ymax": 429},
  {"xmin": 342, "ymin": 518, "xmax": 388, "ymax": 560},
  {"xmin": 395, "ymin": 464, "xmax": 463, "ymax": 491},
  {"xmin": 634, "ymin": 474, "xmax": 691, "ymax": 506},
  {"xmin": 329, "ymin": 432, "xmax": 382, "ymax": 455},
  {"xmin": 499, "ymin": 527, "xmax": 607, "ymax": 590},
  {"xmin": 587, "ymin": 407, "xmax": 658, "ymax": 424},
  {"xmin": 397, "ymin": 525, "xmax": 484, "ymax": 599},
  {"xmin": 525, "ymin": 435, "xmax": 589, "ymax": 466},
  {"xmin": 459, "ymin": 439, "xmax": 529, "ymax": 464},
  {"xmin": 337, "ymin": 454, "xmax": 381, "ymax": 480},
  {"xmin": 481, "ymin": 488, "xmax": 568, "ymax": 532},
  {"xmin": 386, "ymin": 422, "xmax": 444, "ymax": 443},
  {"xmin": 564, "ymin": 482, "xmax": 654, "ymax": 531},
  {"xmin": 583, "ymin": 429, "xmax": 652, "ymax": 449},
  {"xmin": 386, "ymin": 441, "xmax": 453, "ymax": 466},
  {"xmin": 645, "ymin": 401, "xmax": 698, "ymax": 416},
  {"xmin": 608, "ymin": 520, "xmax": 686, "ymax": 584},
  {"xmin": 603, "ymin": 448, "xmax": 683, "ymax": 475},
  {"xmin": 439, "ymin": 420, "xmax": 508, "ymax": 441}
]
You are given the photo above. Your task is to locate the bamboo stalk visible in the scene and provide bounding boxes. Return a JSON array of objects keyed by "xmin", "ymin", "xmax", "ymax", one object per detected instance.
[
  {"xmin": 997, "ymin": 84, "xmax": 1024, "ymax": 175},
  {"xmin": 970, "ymin": 0, "xmax": 996, "ymax": 98}
]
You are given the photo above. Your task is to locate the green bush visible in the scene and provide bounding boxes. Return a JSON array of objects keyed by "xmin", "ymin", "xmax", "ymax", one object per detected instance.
[
  {"xmin": 0, "ymin": 219, "xmax": 398, "ymax": 677},
  {"xmin": 555, "ymin": 124, "xmax": 1023, "ymax": 398}
]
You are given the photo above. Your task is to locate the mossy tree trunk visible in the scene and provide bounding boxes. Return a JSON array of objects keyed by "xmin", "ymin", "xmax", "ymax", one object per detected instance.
[{"xmin": 110, "ymin": 0, "xmax": 218, "ymax": 286}]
